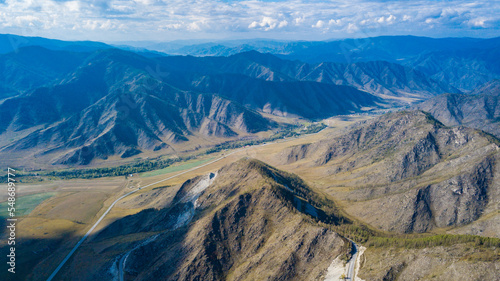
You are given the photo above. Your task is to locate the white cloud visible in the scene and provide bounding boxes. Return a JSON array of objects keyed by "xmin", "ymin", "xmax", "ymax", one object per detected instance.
[
  {"xmin": 329, "ymin": 19, "xmax": 342, "ymax": 26},
  {"xmin": 294, "ymin": 16, "xmax": 305, "ymax": 25},
  {"xmin": 249, "ymin": 17, "xmax": 287, "ymax": 31},
  {"xmin": 0, "ymin": 0, "xmax": 498, "ymax": 41},
  {"xmin": 347, "ymin": 23, "xmax": 359, "ymax": 33},
  {"xmin": 65, "ymin": 1, "xmax": 80, "ymax": 12},
  {"xmin": 386, "ymin": 15, "xmax": 396, "ymax": 24},
  {"xmin": 312, "ymin": 20, "xmax": 325, "ymax": 28},
  {"xmin": 468, "ymin": 17, "xmax": 488, "ymax": 28},
  {"xmin": 278, "ymin": 20, "xmax": 288, "ymax": 28}
]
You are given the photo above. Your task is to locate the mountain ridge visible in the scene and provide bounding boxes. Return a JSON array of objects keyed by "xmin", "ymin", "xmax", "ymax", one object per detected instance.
[
  {"xmin": 87, "ymin": 158, "xmax": 350, "ymax": 281},
  {"xmin": 280, "ymin": 110, "xmax": 500, "ymax": 236}
]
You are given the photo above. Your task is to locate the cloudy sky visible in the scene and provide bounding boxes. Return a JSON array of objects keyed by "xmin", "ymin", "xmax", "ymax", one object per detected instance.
[{"xmin": 0, "ymin": 0, "xmax": 499, "ymax": 42}]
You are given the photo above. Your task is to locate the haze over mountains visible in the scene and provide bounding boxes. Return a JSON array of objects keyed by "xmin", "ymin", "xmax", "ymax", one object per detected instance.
[
  {"xmin": 0, "ymin": 34, "xmax": 499, "ymax": 167},
  {"xmin": 134, "ymin": 36, "xmax": 500, "ymax": 91}
]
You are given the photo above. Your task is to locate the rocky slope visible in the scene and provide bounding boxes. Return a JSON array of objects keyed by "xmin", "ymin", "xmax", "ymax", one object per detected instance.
[
  {"xmin": 65, "ymin": 159, "xmax": 351, "ymax": 281},
  {"xmin": 359, "ymin": 244, "xmax": 500, "ymax": 281},
  {"xmin": 0, "ymin": 48, "xmax": 274, "ymax": 165},
  {"xmin": 280, "ymin": 110, "xmax": 500, "ymax": 236},
  {"xmin": 415, "ymin": 80, "xmax": 500, "ymax": 137}
]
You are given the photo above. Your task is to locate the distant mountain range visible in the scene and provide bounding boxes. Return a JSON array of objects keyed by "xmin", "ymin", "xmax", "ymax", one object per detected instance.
[
  {"xmin": 156, "ymin": 51, "xmax": 457, "ymax": 102},
  {"xmin": 0, "ymin": 34, "xmax": 111, "ymax": 54},
  {"xmin": 138, "ymin": 36, "xmax": 500, "ymax": 92},
  {"xmin": 0, "ymin": 48, "xmax": 276, "ymax": 165},
  {"xmin": 1, "ymin": 34, "xmax": 499, "ymax": 166}
]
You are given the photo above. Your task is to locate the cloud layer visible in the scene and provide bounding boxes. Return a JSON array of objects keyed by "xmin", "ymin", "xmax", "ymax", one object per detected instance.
[{"xmin": 0, "ymin": 0, "xmax": 498, "ymax": 42}]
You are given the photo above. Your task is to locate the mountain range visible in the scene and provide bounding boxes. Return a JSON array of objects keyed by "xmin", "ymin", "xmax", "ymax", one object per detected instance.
[
  {"xmin": 0, "ymin": 48, "xmax": 277, "ymax": 165},
  {"xmin": 136, "ymin": 36, "xmax": 500, "ymax": 92},
  {"xmin": 2, "ymin": 34, "xmax": 500, "ymax": 281},
  {"xmin": 1, "ymin": 34, "xmax": 499, "ymax": 167}
]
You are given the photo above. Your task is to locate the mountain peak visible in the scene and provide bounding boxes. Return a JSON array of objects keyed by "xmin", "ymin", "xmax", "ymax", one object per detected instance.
[{"xmin": 95, "ymin": 159, "xmax": 349, "ymax": 280}]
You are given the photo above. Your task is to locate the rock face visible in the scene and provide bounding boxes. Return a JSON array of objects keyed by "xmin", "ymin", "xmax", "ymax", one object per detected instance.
[
  {"xmin": 415, "ymin": 80, "xmax": 500, "ymax": 138},
  {"xmin": 88, "ymin": 159, "xmax": 348, "ymax": 281},
  {"xmin": 281, "ymin": 110, "xmax": 500, "ymax": 235}
]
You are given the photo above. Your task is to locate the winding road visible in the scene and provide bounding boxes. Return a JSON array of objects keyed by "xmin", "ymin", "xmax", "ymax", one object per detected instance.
[
  {"xmin": 46, "ymin": 150, "xmax": 242, "ymax": 281},
  {"xmin": 346, "ymin": 240, "xmax": 359, "ymax": 280}
]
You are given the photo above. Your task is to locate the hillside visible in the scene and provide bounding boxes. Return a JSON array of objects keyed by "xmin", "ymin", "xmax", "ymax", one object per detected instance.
[
  {"xmin": 0, "ymin": 48, "xmax": 275, "ymax": 165},
  {"xmin": 57, "ymin": 159, "xmax": 351, "ymax": 280},
  {"xmin": 359, "ymin": 242, "xmax": 500, "ymax": 280},
  {"xmin": 280, "ymin": 110, "xmax": 500, "ymax": 236},
  {"xmin": 415, "ymin": 80, "xmax": 500, "ymax": 137}
]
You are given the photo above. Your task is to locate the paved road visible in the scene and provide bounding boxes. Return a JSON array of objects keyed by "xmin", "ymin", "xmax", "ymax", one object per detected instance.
[{"xmin": 346, "ymin": 240, "xmax": 359, "ymax": 280}]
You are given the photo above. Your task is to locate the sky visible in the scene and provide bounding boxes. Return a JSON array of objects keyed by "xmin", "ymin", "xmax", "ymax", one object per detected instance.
[{"xmin": 0, "ymin": 0, "xmax": 499, "ymax": 43}]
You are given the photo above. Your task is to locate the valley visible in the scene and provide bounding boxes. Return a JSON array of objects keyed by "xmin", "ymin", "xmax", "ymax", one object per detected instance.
[
  {"xmin": 2, "ymin": 111, "xmax": 500, "ymax": 280},
  {"xmin": 1, "ymin": 34, "xmax": 499, "ymax": 281}
]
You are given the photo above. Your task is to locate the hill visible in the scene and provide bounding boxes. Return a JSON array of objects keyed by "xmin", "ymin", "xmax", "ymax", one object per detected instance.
[
  {"xmin": 60, "ymin": 159, "xmax": 352, "ymax": 280},
  {"xmin": 281, "ymin": 110, "xmax": 500, "ymax": 236}
]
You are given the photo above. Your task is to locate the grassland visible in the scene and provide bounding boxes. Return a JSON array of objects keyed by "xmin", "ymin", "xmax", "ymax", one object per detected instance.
[
  {"xmin": 0, "ymin": 192, "xmax": 56, "ymax": 219},
  {"xmin": 141, "ymin": 157, "xmax": 215, "ymax": 177}
]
